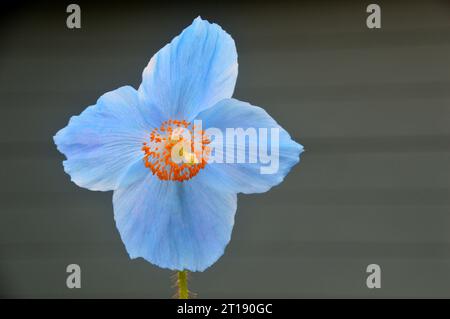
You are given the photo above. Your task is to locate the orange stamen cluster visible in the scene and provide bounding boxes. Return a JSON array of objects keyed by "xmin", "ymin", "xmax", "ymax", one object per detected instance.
[{"xmin": 142, "ymin": 119, "xmax": 211, "ymax": 182}]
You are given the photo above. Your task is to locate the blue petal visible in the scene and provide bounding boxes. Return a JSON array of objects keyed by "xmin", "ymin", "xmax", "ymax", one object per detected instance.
[
  {"xmin": 113, "ymin": 168, "xmax": 237, "ymax": 272},
  {"xmin": 54, "ymin": 86, "xmax": 154, "ymax": 191},
  {"xmin": 195, "ymin": 98, "xmax": 303, "ymax": 194},
  {"xmin": 138, "ymin": 17, "xmax": 238, "ymax": 121}
]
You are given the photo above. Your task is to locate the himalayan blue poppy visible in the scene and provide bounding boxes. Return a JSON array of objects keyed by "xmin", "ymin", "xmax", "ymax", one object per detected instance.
[{"xmin": 54, "ymin": 17, "xmax": 303, "ymax": 272}]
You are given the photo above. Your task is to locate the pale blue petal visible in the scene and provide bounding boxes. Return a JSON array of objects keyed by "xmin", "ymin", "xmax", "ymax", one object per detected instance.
[
  {"xmin": 54, "ymin": 86, "xmax": 154, "ymax": 191},
  {"xmin": 113, "ymin": 168, "xmax": 237, "ymax": 272},
  {"xmin": 138, "ymin": 17, "xmax": 238, "ymax": 121},
  {"xmin": 195, "ymin": 98, "xmax": 303, "ymax": 194}
]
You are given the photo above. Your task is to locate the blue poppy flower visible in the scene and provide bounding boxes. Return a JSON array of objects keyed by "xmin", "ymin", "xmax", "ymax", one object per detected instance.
[{"xmin": 54, "ymin": 17, "xmax": 303, "ymax": 272}]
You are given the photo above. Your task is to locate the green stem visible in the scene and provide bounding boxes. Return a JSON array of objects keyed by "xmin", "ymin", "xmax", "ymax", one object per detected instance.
[{"xmin": 177, "ymin": 270, "xmax": 189, "ymax": 299}]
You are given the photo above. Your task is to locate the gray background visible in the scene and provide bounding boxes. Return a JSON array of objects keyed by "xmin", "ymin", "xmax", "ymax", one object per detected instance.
[{"xmin": 0, "ymin": 0, "xmax": 449, "ymax": 298}]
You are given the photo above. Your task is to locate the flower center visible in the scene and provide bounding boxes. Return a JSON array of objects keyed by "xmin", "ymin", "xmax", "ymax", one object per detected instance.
[{"xmin": 142, "ymin": 119, "xmax": 211, "ymax": 182}]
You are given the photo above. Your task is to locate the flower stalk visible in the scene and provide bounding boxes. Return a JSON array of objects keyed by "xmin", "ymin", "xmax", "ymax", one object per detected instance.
[{"xmin": 177, "ymin": 270, "xmax": 189, "ymax": 299}]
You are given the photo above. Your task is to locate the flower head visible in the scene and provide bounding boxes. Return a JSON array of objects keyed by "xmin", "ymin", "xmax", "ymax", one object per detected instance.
[{"xmin": 54, "ymin": 17, "xmax": 303, "ymax": 272}]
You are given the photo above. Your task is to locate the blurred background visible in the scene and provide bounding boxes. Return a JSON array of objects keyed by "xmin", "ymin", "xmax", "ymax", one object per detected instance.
[{"xmin": 0, "ymin": 0, "xmax": 449, "ymax": 298}]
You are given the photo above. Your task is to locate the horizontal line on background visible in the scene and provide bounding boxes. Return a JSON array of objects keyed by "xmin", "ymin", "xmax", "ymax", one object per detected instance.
[
  {"xmin": 252, "ymin": 188, "xmax": 450, "ymax": 205},
  {"xmin": 1, "ymin": 241, "xmax": 450, "ymax": 261},
  {"xmin": 240, "ymin": 29, "xmax": 450, "ymax": 51},
  {"xmin": 4, "ymin": 29, "xmax": 450, "ymax": 56},
  {"xmin": 3, "ymin": 81, "xmax": 450, "ymax": 102},
  {"xmin": 303, "ymin": 135, "xmax": 450, "ymax": 153},
  {"xmin": 0, "ymin": 135, "xmax": 448, "ymax": 159},
  {"xmin": 0, "ymin": 189, "xmax": 448, "ymax": 206},
  {"xmin": 239, "ymin": 81, "xmax": 450, "ymax": 101}
]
